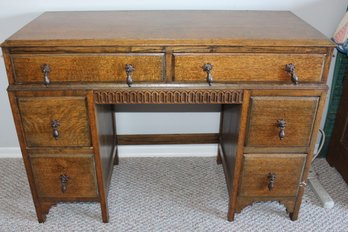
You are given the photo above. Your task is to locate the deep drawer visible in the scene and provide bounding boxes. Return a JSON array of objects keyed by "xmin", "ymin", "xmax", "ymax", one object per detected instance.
[
  {"xmin": 239, "ymin": 153, "xmax": 306, "ymax": 197},
  {"xmin": 173, "ymin": 53, "xmax": 325, "ymax": 83},
  {"xmin": 11, "ymin": 53, "xmax": 164, "ymax": 84},
  {"xmin": 18, "ymin": 96, "xmax": 91, "ymax": 147},
  {"xmin": 245, "ymin": 96, "xmax": 319, "ymax": 150},
  {"xmin": 30, "ymin": 153, "xmax": 98, "ymax": 199}
]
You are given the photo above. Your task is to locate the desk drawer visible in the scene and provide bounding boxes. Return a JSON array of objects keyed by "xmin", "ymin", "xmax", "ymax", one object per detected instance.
[
  {"xmin": 18, "ymin": 97, "xmax": 91, "ymax": 147},
  {"xmin": 173, "ymin": 53, "xmax": 325, "ymax": 83},
  {"xmin": 12, "ymin": 53, "xmax": 164, "ymax": 84},
  {"xmin": 239, "ymin": 154, "xmax": 306, "ymax": 197},
  {"xmin": 245, "ymin": 96, "xmax": 319, "ymax": 149},
  {"xmin": 30, "ymin": 154, "xmax": 98, "ymax": 199}
]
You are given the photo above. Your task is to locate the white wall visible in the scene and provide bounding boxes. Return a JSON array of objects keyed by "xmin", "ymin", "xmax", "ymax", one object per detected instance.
[{"xmin": 0, "ymin": 0, "xmax": 347, "ymax": 156}]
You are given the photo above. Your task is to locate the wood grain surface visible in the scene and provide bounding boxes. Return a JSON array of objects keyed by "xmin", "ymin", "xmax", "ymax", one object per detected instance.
[
  {"xmin": 117, "ymin": 133, "xmax": 219, "ymax": 145},
  {"xmin": 246, "ymin": 96, "xmax": 319, "ymax": 148},
  {"xmin": 30, "ymin": 154, "xmax": 98, "ymax": 198},
  {"xmin": 174, "ymin": 53, "xmax": 325, "ymax": 82},
  {"xmin": 239, "ymin": 153, "xmax": 306, "ymax": 197},
  {"xmin": 1, "ymin": 11, "xmax": 333, "ymax": 47},
  {"xmin": 18, "ymin": 96, "xmax": 91, "ymax": 147},
  {"xmin": 12, "ymin": 54, "xmax": 164, "ymax": 84}
]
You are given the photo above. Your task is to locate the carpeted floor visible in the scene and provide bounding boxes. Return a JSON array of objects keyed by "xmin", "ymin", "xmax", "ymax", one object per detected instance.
[{"xmin": 0, "ymin": 157, "xmax": 347, "ymax": 232}]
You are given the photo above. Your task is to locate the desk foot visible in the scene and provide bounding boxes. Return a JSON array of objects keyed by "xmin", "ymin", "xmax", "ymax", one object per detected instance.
[
  {"xmin": 289, "ymin": 212, "xmax": 298, "ymax": 221},
  {"xmin": 37, "ymin": 201, "xmax": 56, "ymax": 223},
  {"xmin": 227, "ymin": 208, "xmax": 235, "ymax": 221},
  {"xmin": 100, "ymin": 203, "xmax": 109, "ymax": 223},
  {"xmin": 113, "ymin": 146, "xmax": 119, "ymax": 165},
  {"xmin": 102, "ymin": 217, "xmax": 109, "ymax": 223},
  {"xmin": 113, "ymin": 154, "xmax": 119, "ymax": 165},
  {"xmin": 38, "ymin": 215, "xmax": 46, "ymax": 223},
  {"xmin": 216, "ymin": 147, "xmax": 222, "ymax": 165}
]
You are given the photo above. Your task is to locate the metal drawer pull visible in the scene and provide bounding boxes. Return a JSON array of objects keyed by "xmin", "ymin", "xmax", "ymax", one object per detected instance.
[
  {"xmin": 267, "ymin": 173, "xmax": 276, "ymax": 191},
  {"xmin": 202, "ymin": 63, "xmax": 213, "ymax": 86},
  {"xmin": 59, "ymin": 174, "xmax": 69, "ymax": 193},
  {"xmin": 277, "ymin": 119, "xmax": 286, "ymax": 140},
  {"xmin": 41, "ymin": 64, "xmax": 51, "ymax": 86},
  {"xmin": 51, "ymin": 120, "xmax": 60, "ymax": 140},
  {"xmin": 285, "ymin": 63, "xmax": 299, "ymax": 85},
  {"xmin": 125, "ymin": 64, "xmax": 135, "ymax": 87}
]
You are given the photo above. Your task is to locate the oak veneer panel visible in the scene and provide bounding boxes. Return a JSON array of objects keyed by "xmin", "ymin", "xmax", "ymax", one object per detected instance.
[
  {"xmin": 2, "ymin": 11, "xmax": 333, "ymax": 47},
  {"xmin": 12, "ymin": 54, "xmax": 164, "ymax": 84},
  {"xmin": 18, "ymin": 97, "xmax": 91, "ymax": 147},
  {"xmin": 174, "ymin": 53, "xmax": 325, "ymax": 82},
  {"xmin": 95, "ymin": 104, "xmax": 115, "ymax": 191},
  {"xmin": 220, "ymin": 104, "xmax": 242, "ymax": 193},
  {"xmin": 246, "ymin": 96, "xmax": 319, "ymax": 148},
  {"xmin": 239, "ymin": 153, "xmax": 306, "ymax": 197},
  {"xmin": 30, "ymin": 154, "xmax": 98, "ymax": 198}
]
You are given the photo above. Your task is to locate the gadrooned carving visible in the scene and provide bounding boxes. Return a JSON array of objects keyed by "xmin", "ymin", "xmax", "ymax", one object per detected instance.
[{"xmin": 94, "ymin": 89, "xmax": 243, "ymax": 104}]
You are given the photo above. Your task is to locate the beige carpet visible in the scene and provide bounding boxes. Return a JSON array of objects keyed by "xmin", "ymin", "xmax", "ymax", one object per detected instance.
[{"xmin": 0, "ymin": 157, "xmax": 347, "ymax": 232}]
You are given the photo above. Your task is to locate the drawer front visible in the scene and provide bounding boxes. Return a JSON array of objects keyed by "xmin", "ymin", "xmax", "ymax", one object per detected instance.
[
  {"xmin": 12, "ymin": 53, "xmax": 164, "ymax": 84},
  {"xmin": 246, "ymin": 96, "xmax": 319, "ymax": 148},
  {"xmin": 30, "ymin": 154, "xmax": 98, "ymax": 198},
  {"xmin": 239, "ymin": 154, "xmax": 306, "ymax": 197},
  {"xmin": 18, "ymin": 97, "xmax": 91, "ymax": 147},
  {"xmin": 174, "ymin": 53, "xmax": 325, "ymax": 83}
]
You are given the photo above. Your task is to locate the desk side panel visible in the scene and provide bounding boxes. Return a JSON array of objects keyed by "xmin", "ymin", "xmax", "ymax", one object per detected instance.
[{"xmin": 95, "ymin": 104, "xmax": 116, "ymax": 193}]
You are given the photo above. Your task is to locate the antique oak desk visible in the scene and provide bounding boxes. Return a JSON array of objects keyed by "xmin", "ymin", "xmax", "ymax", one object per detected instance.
[{"xmin": 1, "ymin": 11, "xmax": 334, "ymax": 223}]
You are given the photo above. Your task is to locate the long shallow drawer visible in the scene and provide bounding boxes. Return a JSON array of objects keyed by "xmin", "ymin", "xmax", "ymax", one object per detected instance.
[
  {"xmin": 18, "ymin": 96, "xmax": 91, "ymax": 147},
  {"xmin": 30, "ymin": 153, "xmax": 98, "ymax": 199},
  {"xmin": 245, "ymin": 96, "xmax": 319, "ymax": 150},
  {"xmin": 239, "ymin": 154, "xmax": 306, "ymax": 197},
  {"xmin": 11, "ymin": 53, "xmax": 164, "ymax": 84},
  {"xmin": 173, "ymin": 53, "xmax": 325, "ymax": 83}
]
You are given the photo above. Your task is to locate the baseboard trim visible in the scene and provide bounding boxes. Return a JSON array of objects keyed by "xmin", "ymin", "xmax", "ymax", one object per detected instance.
[
  {"xmin": 0, "ymin": 144, "xmax": 217, "ymax": 158},
  {"xmin": 118, "ymin": 144, "xmax": 217, "ymax": 157},
  {"xmin": 0, "ymin": 147, "xmax": 21, "ymax": 158}
]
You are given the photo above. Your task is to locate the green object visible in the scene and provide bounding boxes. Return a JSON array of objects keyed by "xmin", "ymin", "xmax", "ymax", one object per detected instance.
[{"xmin": 320, "ymin": 51, "xmax": 348, "ymax": 157}]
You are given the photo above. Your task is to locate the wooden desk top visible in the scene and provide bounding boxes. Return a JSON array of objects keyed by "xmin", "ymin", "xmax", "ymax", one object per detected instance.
[{"xmin": 2, "ymin": 10, "xmax": 333, "ymax": 47}]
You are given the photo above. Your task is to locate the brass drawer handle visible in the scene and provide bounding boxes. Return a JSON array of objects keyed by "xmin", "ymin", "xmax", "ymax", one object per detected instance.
[
  {"xmin": 59, "ymin": 174, "xmax": 69, "ymax": 193},
  {"xmin": 125, "ymin": 64, "xmax": 135, "ymax": 87},
  {"xmin": 277, "ymin": 119, "xmax": 286, "ymax": 140},
  {"xmin": 51, "ymin": 120, "xmax": 60, "ymax": 140},
  {"xmin": 41, "ymin": 64, "xmax": 51, "ymax": 86},
  {"xmin": 285, "ymin": 63, "xmax": 299, "ymax": 85},
  {"xmin": 267, "ymin": 172, "xmax": 276, "ymax": 191},
  {"xmin": 202, "ymin": 63, "xmax": 213, "ymax": 86}
]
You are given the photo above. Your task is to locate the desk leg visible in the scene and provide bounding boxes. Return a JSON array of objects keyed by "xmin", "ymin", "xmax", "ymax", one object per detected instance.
[
  {"xmin": 112, "ymin": 106, "xmax": 119, "ymax": 166},
  {"xmin": 88, "ymin": 93, "xmax": 111, "ymax": 223},
  {"xmin": 221, "ymin": 91, "xmax": 250, "ymax": 222},
  {"xmin": 219, "ymin": 104, "xmax": 242, "ymax": 222},
  {"xmin": 217, "ymin": 105, "xmax": 224, "ymax": 165}
]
